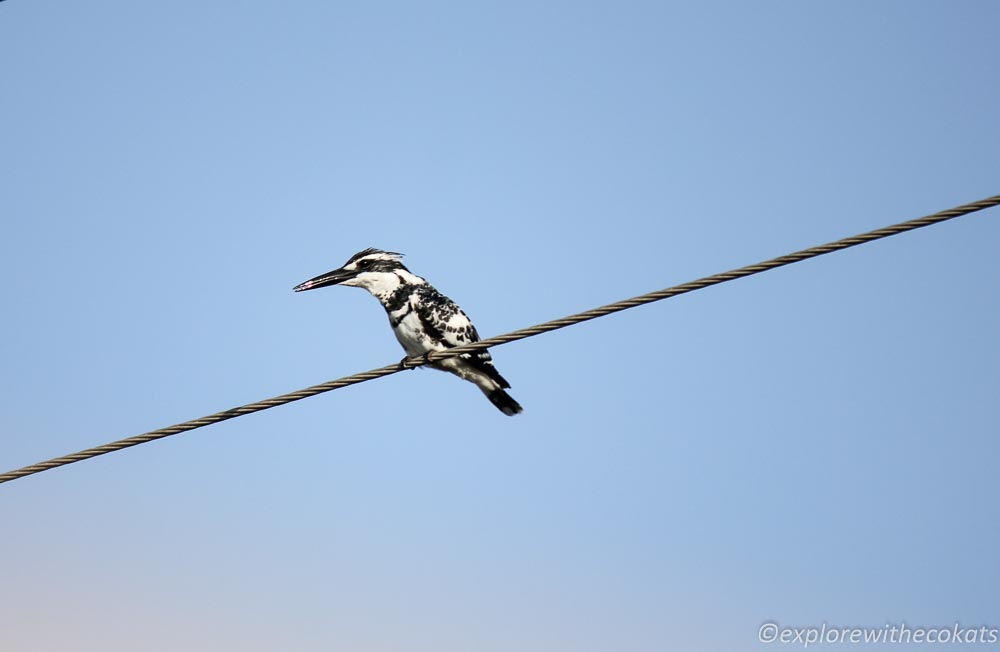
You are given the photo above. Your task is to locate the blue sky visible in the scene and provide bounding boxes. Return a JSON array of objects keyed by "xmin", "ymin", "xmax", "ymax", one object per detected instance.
[{"xmin": 2, "ymin": 1, "xmax": 999, "ymax": 650}]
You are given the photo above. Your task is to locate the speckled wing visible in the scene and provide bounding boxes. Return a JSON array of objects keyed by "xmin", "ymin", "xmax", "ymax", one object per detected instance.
[{"xmin": 412, "ymin": 287, "xmax": 511, "ymax": 389}]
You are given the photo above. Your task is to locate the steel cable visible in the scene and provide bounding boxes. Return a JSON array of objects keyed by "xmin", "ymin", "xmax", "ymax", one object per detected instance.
[{"xmin": 2, "ymin": 194, "xmax": 998, "ymax": 485}]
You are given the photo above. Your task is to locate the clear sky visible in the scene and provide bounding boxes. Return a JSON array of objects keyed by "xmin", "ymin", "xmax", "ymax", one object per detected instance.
[{"xmin": 2, "ymin": 1, "xmax": 999, "ymax": 650}]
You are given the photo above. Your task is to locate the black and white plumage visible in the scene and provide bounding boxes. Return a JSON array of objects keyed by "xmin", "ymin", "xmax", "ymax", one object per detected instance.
[{"xmin": 294, "ymin": 248, "xmax": 523, "ymax": 416}]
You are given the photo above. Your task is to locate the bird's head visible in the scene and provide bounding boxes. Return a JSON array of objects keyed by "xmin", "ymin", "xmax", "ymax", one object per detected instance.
[{"xmin": 294, "ymin": 248, "xmax": 409, "ymax": 294}]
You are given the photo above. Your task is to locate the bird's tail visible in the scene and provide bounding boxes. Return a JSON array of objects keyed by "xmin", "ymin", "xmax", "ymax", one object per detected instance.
[{"xmin": 486, "ymin": 388, "xmax": 523, "ymax": 416}]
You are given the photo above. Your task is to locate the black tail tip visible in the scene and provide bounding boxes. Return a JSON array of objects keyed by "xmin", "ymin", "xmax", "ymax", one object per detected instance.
[{"xmin": 487, "ymin": 389, "xmax": 523, "ymax": 416}]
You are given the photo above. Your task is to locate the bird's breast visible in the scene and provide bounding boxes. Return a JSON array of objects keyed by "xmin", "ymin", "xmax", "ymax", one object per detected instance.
[{"xmin": 389, "ymin": 307, "xmax": 437, "ymax": 356}]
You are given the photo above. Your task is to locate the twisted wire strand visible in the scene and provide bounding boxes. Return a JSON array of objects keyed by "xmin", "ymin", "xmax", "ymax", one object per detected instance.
[{"xmin": 2, "ymin": 194, "xmax": 998, "ymax": 485}]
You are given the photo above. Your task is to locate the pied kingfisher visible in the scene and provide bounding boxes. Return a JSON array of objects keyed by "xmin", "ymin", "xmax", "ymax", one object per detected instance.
[{"xmin": 294, "ymin": 248, "xmax": 523, "ymax": 416}]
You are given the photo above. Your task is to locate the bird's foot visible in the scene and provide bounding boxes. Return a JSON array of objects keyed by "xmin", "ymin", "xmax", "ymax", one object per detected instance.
[{"xmin": 398, "ymin": 353, "xmax": 434, "ymax": 371}]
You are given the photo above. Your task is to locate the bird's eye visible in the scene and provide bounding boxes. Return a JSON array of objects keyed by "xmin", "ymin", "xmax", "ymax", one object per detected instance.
[{"xmin": 357, "ymin": 259, "xmax": 371, "ymax": 269}]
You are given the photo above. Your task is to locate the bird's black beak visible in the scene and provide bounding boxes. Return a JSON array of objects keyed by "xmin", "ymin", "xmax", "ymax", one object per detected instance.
[{"xmin": 293, "ymin": 267, "xmax": 355, "ymax": 292}]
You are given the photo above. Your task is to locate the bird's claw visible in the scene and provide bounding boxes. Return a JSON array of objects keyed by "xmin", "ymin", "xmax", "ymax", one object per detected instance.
[{"xmin": 399, "ymin": 353, "xmax": 434, "ymax": 370}]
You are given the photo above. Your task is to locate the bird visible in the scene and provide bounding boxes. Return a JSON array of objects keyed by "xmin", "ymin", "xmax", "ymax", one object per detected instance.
[{"xmin": 294, "ymin": 248, "xmax": 523, "ymax": 416}]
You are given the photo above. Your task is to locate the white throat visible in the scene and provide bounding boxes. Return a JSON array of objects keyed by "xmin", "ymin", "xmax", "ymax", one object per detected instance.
[{"xmin": 342, "ymin": 269, "xmax": 425, "ymax": 300}]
